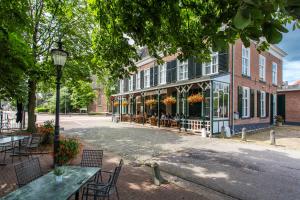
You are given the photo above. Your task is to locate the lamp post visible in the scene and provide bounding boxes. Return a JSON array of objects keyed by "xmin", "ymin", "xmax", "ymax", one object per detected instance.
[{"xmin": 51, "ymin": 40, "xmax": 68, "ymax": 166}]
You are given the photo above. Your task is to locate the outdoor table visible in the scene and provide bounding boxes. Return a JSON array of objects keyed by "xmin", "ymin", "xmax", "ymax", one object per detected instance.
[
  {"xmin": 0, "ymin": 136, "xmax": 29, "ymax": 165},
  {"xmin": 1, "ymin": 166, "xmax": 101, "ymax": 200}
]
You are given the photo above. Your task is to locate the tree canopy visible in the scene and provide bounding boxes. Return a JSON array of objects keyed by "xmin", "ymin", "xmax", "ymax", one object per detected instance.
[{"xmin": 90, "ymin": 0, "xmax": 300, "ymax": 78}]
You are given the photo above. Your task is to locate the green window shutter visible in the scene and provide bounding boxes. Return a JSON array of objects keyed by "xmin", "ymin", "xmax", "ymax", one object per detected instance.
[
  {"xmin": 188, "ymin": 57, "xmax": 195, "ymax": 79},
  {"xmin": 238, "ymin": 86, "xmax": 243, "ymax": 118},
  {"xmin": 133, "ymin": 75, "xmax": 136, "ymax": 90},
  {"xmin": 195, "ymin": 62, "xmax": 202, "ymax": 77},
  {"xmin": 140, "ymin": 70, "xmax": 144, "ymax": 89},
  {"xmin": 250, "ymin": 89, "xmax": 255, "ymax": 118},
  {"xmin": 257, "ymin": 90, "xmax": 261, "ymax": 117},
  {"xmin": 266, "ymin": 92, "xmax": 269, "ymax": 117},
  {"xmin": 154, "ymin": 66, "xmax": 158, "ymax": 86},
  {"xmin": 150, "ymin": 67, "xmax": 154, "ymax": 87}
]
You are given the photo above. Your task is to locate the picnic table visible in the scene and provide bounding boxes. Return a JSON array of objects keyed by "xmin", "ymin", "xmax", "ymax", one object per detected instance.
[{"xmin": 1, "ymin": 166, "xmax": 101, "ymax": 200}]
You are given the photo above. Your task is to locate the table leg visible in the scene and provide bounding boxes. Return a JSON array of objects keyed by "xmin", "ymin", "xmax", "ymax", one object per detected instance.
[{"xmin": 75, "ymin": 190, "xmax": 79, "ymax": 200}]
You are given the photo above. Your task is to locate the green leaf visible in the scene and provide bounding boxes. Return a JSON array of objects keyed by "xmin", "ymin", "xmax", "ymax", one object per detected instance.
[{"xmin": 233, "ymin": 7, "xmax": 251, "ymax": 29}]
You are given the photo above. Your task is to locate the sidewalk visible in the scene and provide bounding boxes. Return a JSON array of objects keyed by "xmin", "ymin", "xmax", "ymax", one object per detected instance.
[{"xmin": 0, "ymin": 145, "xmax": 204, "ymax": 200}]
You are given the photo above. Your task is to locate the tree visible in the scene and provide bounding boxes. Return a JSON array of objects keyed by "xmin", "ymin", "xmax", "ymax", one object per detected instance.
[
  {"xmin": 0, "ymin": 1, "xmax": 32, "ymax": 101},
  {"xmin": 70, "ymin": 81, "xmax": 96, "ymax": 110},
  {"xmin": 25, "ymin": 0, "xmax": 95, "ymax": 132},
  {"xmin": 90, "ymin": 0, "xmax": 300, "ymax": 78}
]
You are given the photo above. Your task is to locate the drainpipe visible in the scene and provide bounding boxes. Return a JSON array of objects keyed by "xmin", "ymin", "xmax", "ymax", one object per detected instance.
[
  {"xmin": 157, "ymin": 90, "xmax": 160, "ymax": 127},
  {"xmin": 231, "ymin": 44, "xmax": 235, "ymax": 135},
  {"xmin": 210, "ymin": 80, "xmax": 214, "ymax": 136}
]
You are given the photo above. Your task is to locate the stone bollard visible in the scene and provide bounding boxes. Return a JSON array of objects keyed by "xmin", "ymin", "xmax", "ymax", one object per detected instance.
[
  {"xmin": 241, "ymin": 127, "xmax": 247, "ymax": 141},
  {"xmin": 201, "ymin": 128, "xmax": 207, "ymax": 137},
  {"xmin": 151, "ymin": 162, "xmax": 163, "ymax": 186},
  {"xmin": 270, "ymin": 130, "xmax": 276, "ymax": 145},
  {"xmin": 221, "ymin": 126, "xmax": 225, "ymax": 138}
]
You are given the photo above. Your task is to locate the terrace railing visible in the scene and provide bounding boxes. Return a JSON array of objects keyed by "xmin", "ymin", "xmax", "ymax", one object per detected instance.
[{"xmin": 181, "ymin": 119, "xmax": 211, "ymax": 134}]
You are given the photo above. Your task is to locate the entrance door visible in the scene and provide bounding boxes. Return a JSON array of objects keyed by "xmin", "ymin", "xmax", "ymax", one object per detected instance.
[
  {"xmin": 270, "ymin": 94, "xmax": 274, "ymax": 124},
  {"xmin": 277, "ymin": 94, "xmax": 286, "ymax": 121}
]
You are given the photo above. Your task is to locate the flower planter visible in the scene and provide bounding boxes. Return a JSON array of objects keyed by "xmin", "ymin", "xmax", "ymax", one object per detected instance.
[
  {"xmin": 55, "ymin": 175, "xmax": 63, "ymax": 183},
  {"xmin": 276, "ymin": 122, "xmax": 283, "ymax": 126}
]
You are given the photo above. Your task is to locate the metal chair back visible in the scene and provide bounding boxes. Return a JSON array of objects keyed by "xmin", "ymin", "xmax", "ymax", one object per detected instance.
[
  {"xmin": 14, "ymin": 157, "xmax": 42, "ymax": 187},
  {"xmin": 80, "ymin": 149, "xmax": 103, "ymax": 167},
  {"xmin": 29, "ymin": 134, "xmax": 41, "ymax": 148},
  {"xmin": 109, "ymin": 159, "xmax": 123, "ymax": 189}
]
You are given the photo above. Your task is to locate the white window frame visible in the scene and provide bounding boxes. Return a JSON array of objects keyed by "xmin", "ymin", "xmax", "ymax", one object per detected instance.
[
  {"xmin": 260, "ymin": 91, "xmax": 266, "ymax": 117},
  {"xmin": 272, "ymin": 62, "xmax": 278, "ymax": 85},
  {"xmin": 242, "ymin": 87, "xmax": 250, "ymax": 118},
  {"xmin": 129, "ymin": 75, "xmax": 133, "ymax": 91},
  {"xmin": 144, "ymin": 69, "xmax": 150, "ymax": 88},
  {"xmin": 136, "ymin": 71, "xmax": 140, "ymax": 89},
  {"xmin": 259, "ymin": 55, "xmax": 266, "ymax": 81},
  {"xmin": 120, "ymin": 80, "xmax": 124, "ymax": 93},
  {"xmin": 177, "ymin": 59, "xmax": 188, "ymax": 81},
  {"xmin": 159, "ymin": 63, "xmax": 167, "ymax": 84},
  {"xmin": 202, "ymin": 53, "xmax": 219, "ymax": 75},
  {"xmin": 242, "ymin": 45, "xmax": 250, "ymax": 76}
]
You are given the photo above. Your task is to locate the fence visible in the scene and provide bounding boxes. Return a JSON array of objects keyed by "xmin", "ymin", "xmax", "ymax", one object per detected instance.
[
  {"xmin": 181, "ymin": 119, "xmax": 211, "ymax": 134},
  {"xmin": 0, "ymin": 111, "xmax": 24, "ymax": 133}
]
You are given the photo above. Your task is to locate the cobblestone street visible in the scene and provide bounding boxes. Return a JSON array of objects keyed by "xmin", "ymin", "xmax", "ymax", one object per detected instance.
[{"xmin": 39, "ymin": 115, "xmax": 300, "ymax": 200}]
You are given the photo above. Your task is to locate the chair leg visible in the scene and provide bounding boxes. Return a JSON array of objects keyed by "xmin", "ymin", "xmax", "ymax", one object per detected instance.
[{"xmin": 115, "ymin": 187, "xmax": 120, "ymax": 200}]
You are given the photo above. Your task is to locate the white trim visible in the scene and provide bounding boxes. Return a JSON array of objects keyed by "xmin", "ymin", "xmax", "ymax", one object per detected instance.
[
  {"xmin": 259, "ymin": 55, "xmax": 266, "ymax": 81},
  {"xmin": 242, "ymin": 45, "xmax": 251, "ymax": 76},
  {"xmin": 272, "ymin": 62, "xmax": 278, "ymax": 85},
  {"xmin": 242, "ymin": 86, "xmax": 250, "ymax": 118},
  {"xmin": 158, "ymin": 63, "xmax": 167, "ymax": 85},
  {"xmin": 144, "ymin": 68, "xmax": 150, "ymax": 88},
  {"xmin": 177, "ymin": 59, "xmax": 188, "ymax": 81},
  {"xmin": 269, "ymin": 45, "xmax": 287, "ymax": 60},
  {"xmin": 260, "ymin": 91, "xmax": 266, "ymax": 117}
]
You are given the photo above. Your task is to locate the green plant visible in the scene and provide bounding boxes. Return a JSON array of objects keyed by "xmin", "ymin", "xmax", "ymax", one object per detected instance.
[
  {"xmin": 53, "ymin": 167, "xmax": 64, "ymax": 176},
  {"xmin": 275, "ymin": 115, "xmax": 284, "ymax": 123},
  {"xmin": 36, "ymin": 107, "xmax": 49, "ymax": 113},
  {"xmin": 56, "ymin": 138, "xmax": 80, "ymax": 165},
  {"xmin": 43, "ymin": 120, "xmax": 54, "ymax": 129}
]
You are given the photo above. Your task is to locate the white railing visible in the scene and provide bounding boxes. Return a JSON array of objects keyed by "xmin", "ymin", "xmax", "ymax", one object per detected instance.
[
  {"xmin": 0, "ymin": 111, "xmax": 22, "ymax": 132},
  {"xmin": 181, "ymin": 119, "xmax": 211, "ymax": 134}
]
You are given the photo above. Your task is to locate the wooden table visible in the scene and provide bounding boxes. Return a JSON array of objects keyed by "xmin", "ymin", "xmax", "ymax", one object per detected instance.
[{"xmin": 1, "ymin": 166, "xmax": 101, "ymax": 200}]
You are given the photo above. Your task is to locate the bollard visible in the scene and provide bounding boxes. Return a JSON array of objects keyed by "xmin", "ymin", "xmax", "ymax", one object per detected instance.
[
  {"xmin": 221, "ymin": 126, "xmax": 225, "ymax": 138},
  {"xmin": 270, "ymin": 130, "xmax": 276, "ymax": 145},
  {"xmin": 201, "ymin": 128, "xmax": 207, "ymax": 137},
  {"xmin": 151, "ymin": 162, "xmax": 163, "ymax": 186},
  {"xmin": 241, "ymin": 127, "xmax": 247, "ymax": 141}
]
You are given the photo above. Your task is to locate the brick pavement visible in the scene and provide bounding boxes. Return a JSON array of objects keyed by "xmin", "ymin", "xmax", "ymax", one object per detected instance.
[{"xmin": 0, "ymin": 145, "xmax": 205, "ymax": 200}]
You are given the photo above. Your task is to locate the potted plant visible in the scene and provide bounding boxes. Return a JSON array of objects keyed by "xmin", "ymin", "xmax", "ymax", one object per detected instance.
[
  {"xmin": 56, "ymin": 138, "xmax": 80, "ymax": 165},
  {"xmin": 113, "ymin": 101, "xmax": 119, "ymax": 107},
  {"xmin": 53, "ymin": 167, "xmax": 64, "ymax": 183},
  {"xmin": 275, "ymin": 115, "xmax": 284, "ymax": 126},
  {"xmin": 122, "ymin": 101, "xmax": 128, "ymax": 107},
  {"xmin": 145, "ymin": 99, "xmax": 157, "ymax": 106},
  {"xmin": 162, "ymin": 96, "xmax": 176, "ymax": 105},
  {"xmin": 187, "ymin": 94, "xmax": 204, "ymax": 104}
]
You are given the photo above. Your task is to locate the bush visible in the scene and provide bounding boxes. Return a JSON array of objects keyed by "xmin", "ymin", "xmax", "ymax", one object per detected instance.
[
  {"xmin": 37, "ymin": 120, "xmax": 55, "ymax": 145},
  {"xmin": 56, "ymin": 138, "xmax": 80, "ymax": 165},
  {"xmin": 36, "ymin": 107, "xmax": 50, "ymax": 113},
  {"xmin": 275, "ymin": 115, "xmax": 284, "ymax": 123}
]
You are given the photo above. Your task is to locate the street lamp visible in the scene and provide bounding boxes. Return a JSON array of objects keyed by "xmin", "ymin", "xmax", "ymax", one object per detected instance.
[{"xmin": 51, "ymin": 40, "xmax": 68, "ymax": 166}]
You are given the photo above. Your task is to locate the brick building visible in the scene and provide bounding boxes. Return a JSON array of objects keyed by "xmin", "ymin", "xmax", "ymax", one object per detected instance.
[
  {"xmin": 88, "ymin": 76, "xmax": 108, "ymax": 113},
  {"xmin": 277, "ymin": 82, "xmax": 300, "ymax": 125},
  {"xmin": 111, "ymin": 40, "xmax": 287, "ymax": 134}
]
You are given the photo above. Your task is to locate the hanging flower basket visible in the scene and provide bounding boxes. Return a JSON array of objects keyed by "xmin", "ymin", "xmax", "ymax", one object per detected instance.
[
  {"xmin": 113, "ymin": 102, "xmax": 119, "ymax": 107},
  {"xmin": 122, "ymin": 101, "xmax": 128, "ymax": 107},
  {"xmin": 187, "ymin": 94, "xmax": 204, "ymax": 104},
  {"xmin": 145, "ymin": 99, "xmax": 157, "ymax": 106},
  {"xmin": 162, "ymin": 96, "xmax": 176, "ymax": 105}
]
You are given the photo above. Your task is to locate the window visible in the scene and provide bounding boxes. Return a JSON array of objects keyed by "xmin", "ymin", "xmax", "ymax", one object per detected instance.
[
  {"xmin": 177, "ymin": 60, "xmax": 188, "ymax": 81},
  {"xmin": 120, "ymin": 80, "xmax": 124, "ymax": 93},
  {"xmin": 259, "ymin": 55, "xmax": 266, "ymax": 81},
  {"xmin": 203, "ymin": 53, "xmax": 218, "ymax": 75},
  {"xmin": 242, "ymin": 87, "xmax": 250, "ymax": 118},
  {"xmin": 136, "ymin": 72, "xmax": 140, "ymax": 89},
  {"xmin": 129, "ymin": 75, "xmax": 133, "ymax": 91},
  {"xmin": 159, "ymin": 63, "xmax": 166, "ymax": 84},
  {"xmin": 213, "ymin": 82, "xmax": 229, "ymax": 118},
  {"xmin": 144, "ymin": 69, "xmax": 150, "ymax": 88},
  {"xmin": 272, "ymin": 62, "xmax": 277, "ymax": 85},
  {"xmin": 242, "ymin": 45, "xmax": 250, "ymax": 76},
  {"xmin": 260, "ymin": 91, "xmax": 266, "ymax": 117}
]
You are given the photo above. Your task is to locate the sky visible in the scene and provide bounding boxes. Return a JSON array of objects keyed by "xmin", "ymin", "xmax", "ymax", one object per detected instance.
[{"xmin": 277, "ymin": 24, "xmax": 300, "ymax": 84}]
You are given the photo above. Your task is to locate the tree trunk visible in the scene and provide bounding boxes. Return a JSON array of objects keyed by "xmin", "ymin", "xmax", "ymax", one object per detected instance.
[{"xmin": 27, "ymin": 79, "xmax": 37, "ymax": 133}]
